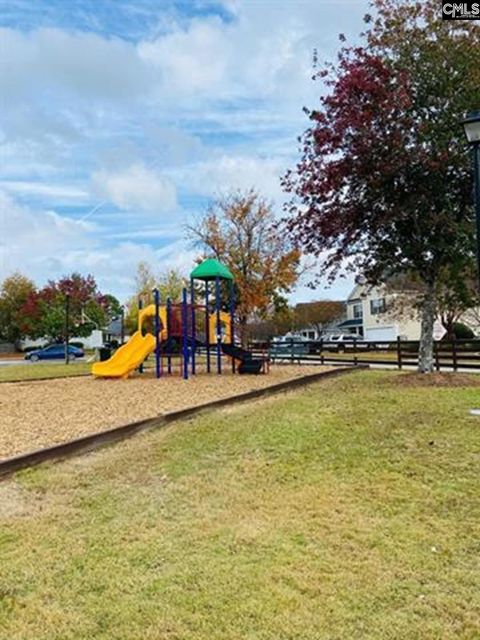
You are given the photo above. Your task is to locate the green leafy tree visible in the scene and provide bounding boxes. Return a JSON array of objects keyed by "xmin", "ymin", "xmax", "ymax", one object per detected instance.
[
  {"xmin": 294, "ymin": 301, "xmax": 345, "ymax": 335},
  {"xmin": 125, "ymin": 263, "xmax": 187, "ymax": 333},
  {"xmin": 0, "ymin": 272, "xmax": 36, "ymax": 344},
  {"xmin": 283, "ymin": 0, "xmax": 479, "ymax": 372},
  {"xmin": 158, "ymin": 269, "xmax": 186, "ymax": 303},
  {"xmin": 102, "ymin": 294, "xmax": 123, "ymax": 322}
]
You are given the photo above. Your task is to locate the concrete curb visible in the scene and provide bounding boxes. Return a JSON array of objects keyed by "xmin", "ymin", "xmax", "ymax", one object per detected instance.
[{"xmin": 0, "ymin": 365, "xmax": 368, "ymax": 479}]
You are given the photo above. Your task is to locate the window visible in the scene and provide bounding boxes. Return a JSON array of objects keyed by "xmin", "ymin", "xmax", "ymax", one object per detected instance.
[
  {"xmin": 370, "ymin": 298, "xmax": 386, "ymax": 315},
  {"xmin": 352, "ymin": 303, "xmax": 363, "ymax": 319}
]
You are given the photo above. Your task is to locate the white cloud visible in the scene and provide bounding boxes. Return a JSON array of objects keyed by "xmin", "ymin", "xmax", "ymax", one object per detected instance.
[
  {"xmin": 0, "ymin": 27, "xmax": 148, "ymax": 104},
  {"xmin": 0, "ymin": 1, "xmax": 370, "ymax": 304},
  {"xmin": 92, "ymin": 164, "xmax": 177, "ymax": 213},
  {"xmin": 176, "ymin": 155, "xmax": 286, "ymax": 202},
  {"xmin": 49, "ymin": 240, "xmax": 198, "ymax": 302},
  {"xmin": 139, "ymin": 17, "xmax": 231, "ymax": 97},
  {"xmin": 0, "ymin": 191, "xmax": 96, "ymax": 282},
  {"xmin": 0, "ymin": 180, "xmax": 88, "ymax": 202},
  {"xmin": 0, "ymin": 191, "xmax": 192, "ymax": 302}
]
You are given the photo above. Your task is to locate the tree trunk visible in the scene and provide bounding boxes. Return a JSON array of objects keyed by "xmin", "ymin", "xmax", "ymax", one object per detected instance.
[
  {"xmin": 238, "ymin": 314, "xmax": 248, "ymax": 348},
  {"xmin": 441, "ymin": 311, "xmax": 455, "ymax": 341},
  {"xmin": 418, "ymin": 281, "xmax": 437, "ymax": 373}
]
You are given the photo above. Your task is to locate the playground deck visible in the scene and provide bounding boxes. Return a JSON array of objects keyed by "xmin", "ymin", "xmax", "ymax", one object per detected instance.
[{"xmin": 0, "ymin": 365, "xmax": 337, "ymax": 460}]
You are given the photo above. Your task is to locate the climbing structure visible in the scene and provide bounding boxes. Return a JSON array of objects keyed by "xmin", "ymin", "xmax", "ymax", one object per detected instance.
[{"xmin": 92, "ymin": 258, "xmax": 266, "ymax": 379}]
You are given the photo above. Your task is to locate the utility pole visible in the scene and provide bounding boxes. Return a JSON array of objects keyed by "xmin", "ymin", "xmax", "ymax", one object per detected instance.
[{"xmin": 65, "ymin": 293, "xmax": 70, "ymax": 365}]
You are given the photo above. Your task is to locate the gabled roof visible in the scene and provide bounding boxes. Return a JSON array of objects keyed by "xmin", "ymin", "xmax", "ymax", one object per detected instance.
[
  {"xmin": 338, "ymin": 318, "xmax": 363, "ymax": 328},
  {"xmin": 190, "ymin": 259, "xmax": 234, "ymax": 281},
  {"xmin": 105, "ymin": 318, "xmax": 123, "ymax": 335}
]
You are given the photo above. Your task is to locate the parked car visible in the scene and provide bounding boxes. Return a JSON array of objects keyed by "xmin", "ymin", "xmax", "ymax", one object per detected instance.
[
  {"xmin": 269, "ymin": 335, "xmax": 311, "ymax": 360},
  {"xmin": 25, "ymin": 344, "xmax": 84, "ymax": 362},
  {"xmin": 323, "ymin": 334, "xmax": 365, "ymax": 352}
]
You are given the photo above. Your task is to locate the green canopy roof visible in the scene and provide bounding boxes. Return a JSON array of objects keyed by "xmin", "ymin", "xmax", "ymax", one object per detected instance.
[{"xmin": 190, "ymin": 258, "xmax": 234, "ymax": 281}]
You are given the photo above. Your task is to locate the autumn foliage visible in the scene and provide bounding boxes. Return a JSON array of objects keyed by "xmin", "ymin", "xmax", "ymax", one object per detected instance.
[
  {"xmin": 283, "ymin": 0, "xmax": 479, "ymax": 371},
  {"xmin": 20, "ymin": 273, "xmax": 111, "ymax": 342},
  {"xmin": 189, "ymin": 190, "xmax": 301, "ymax": 339}
]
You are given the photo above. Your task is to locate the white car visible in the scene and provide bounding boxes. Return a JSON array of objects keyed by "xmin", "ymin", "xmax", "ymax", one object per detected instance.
[{"xmin": 323, "ymin": 334, "xmax": 365, "ymax": 351}]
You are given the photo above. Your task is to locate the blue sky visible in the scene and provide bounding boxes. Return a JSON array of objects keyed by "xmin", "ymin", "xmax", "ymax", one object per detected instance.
[{"xmin": 0, "ymin": 0, "xmax": 370, "ymax": 303}]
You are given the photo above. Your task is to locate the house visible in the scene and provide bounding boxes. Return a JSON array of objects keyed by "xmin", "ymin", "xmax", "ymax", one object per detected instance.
[
  {"xmin": 103, "ymin": 318, "xmax": 126, "ymax": 345},
  {"xmin": 337, "ymin": 283, "xmax": 422, "ymax": 341},
  {"xmin": 294, "ymin": 301, "xmax": 346, "ymax": 340}
]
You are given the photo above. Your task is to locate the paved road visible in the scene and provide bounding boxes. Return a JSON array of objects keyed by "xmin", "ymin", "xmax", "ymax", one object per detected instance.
[{"xmin": 0, "ymin": 358, "xmax": 86, "ymax": 367}]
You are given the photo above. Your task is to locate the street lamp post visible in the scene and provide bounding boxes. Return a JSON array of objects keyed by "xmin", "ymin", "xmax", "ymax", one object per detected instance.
[
  {"xmin": 64, "ymin": 293, "xmax": 70, "ymax": 365},
  {"xmin": 462, "ymin": 110, "xmax": 480, "ymax": 285},
  {"xmin": 120, "ymin": 306, "xmax": 125, "ymax": 345},
  {"xmin": 462, "ymin": 111, "xmax": 480, "ymax": 417}
]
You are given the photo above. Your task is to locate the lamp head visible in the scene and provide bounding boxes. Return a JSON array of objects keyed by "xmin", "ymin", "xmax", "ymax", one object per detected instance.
[{"xmin": 462, "ymin": 110, "xmax": 480, "ymax": 145}]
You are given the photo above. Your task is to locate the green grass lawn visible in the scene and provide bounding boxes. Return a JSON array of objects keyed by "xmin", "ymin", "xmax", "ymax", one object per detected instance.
[
  {"xmin": 0, "ymin": 362, "xmax": 91, "ymax": 382},
  {"xmin": 1, "ymin": 370, "xmax": 479, "ymax": 639}
]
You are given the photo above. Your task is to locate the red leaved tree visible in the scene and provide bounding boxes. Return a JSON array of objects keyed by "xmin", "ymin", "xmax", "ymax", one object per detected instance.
[
  {"xmin": 21, "ymin": 273, "xmax": 110, "ymax": 342},
  {"xmin": 283, "ymin": 0, "xmax": 479, "ymax": 372}
]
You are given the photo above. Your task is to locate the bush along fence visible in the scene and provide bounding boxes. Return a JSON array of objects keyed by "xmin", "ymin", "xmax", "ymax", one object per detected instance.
[{"xmin": 248, "ymin": 338, "xmax": 480, "ymax": 371}]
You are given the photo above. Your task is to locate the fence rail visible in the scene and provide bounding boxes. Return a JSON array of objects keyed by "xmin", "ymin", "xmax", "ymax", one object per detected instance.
[{"xmin": 248, "ymin": 338, "xmax": 480, "ymax": 371}]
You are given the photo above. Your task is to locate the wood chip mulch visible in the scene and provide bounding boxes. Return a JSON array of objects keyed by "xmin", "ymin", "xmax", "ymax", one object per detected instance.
[{"xmin": 0, "ymin": 365, "xmax": 335, "ymax": 460}]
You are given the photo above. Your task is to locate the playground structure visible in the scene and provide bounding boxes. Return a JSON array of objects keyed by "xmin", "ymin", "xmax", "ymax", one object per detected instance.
[{"xmin": 92, "ymin": 259, "xmax": 266, "ymax": 379}]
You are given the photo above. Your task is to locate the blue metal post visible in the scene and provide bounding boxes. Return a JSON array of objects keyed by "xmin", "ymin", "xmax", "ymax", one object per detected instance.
[
  {"xmin": 215, "ymin": 276, "xmax": 221, "ymax": 374},
  {"xmin": 182, "ymin": 287, "xmax": 189, "ymax": 380},
  {"xmin": 205, "ymin": 281, "xmax": 211, "ymax": 373},
  {"xmin": 153, "ymin": 288, "xmax": 161, "ymax": 379},
  {"xmin": 230, "ymin": 279, "xmax": 235, "ymax": 373},
  {"xmin": 138, "ymin": 297, "xmax": 144, "ymax": 374},
  {"xmin": 190, "ymin": 278, "xmax": 196, "ymax": 375},
  {"xmin": 166, "ymin": 297, "xmax": 172, "ymax": 374}
]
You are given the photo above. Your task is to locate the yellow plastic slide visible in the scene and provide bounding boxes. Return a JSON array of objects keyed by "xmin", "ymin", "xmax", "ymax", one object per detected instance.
[
  {"xmin": 91, "ymin": 331, "xmax": 156, "ymax": 379},
  {"xmin": 92, "ymin": 304, "xmax": 167, "ymax": 379}
]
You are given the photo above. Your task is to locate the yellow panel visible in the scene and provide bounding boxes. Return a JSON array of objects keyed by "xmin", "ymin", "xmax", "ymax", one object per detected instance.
[{"xmin": 208, "ymin": 311, "xmax": 232, "ymax": 343}]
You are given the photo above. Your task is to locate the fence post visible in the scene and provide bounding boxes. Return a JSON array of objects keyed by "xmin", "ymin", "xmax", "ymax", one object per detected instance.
[
  {"xmin": 153, "ymin": 288, "xmax": 161, "ymax": 379},
  {"xmin": 434, "ymin": 340, "xmax": 440, "ymax": 372},
  {"xmin": 182, "ymin": 287, "xmax": 189, "ymax": 380},
  {"xmin": 353, "ymin": 338, "xmax": 358, "ymax": 366},
  {"xmin": 138, "ymin": 297, "xmax": 144, "ymax": 374},
  {"xmin": 452, "ymin": 337, "xmax": 458, "ymax": 372},
  {"xmin": 320, "ymin": 339, "xmax": 324, "ymax": 365},
  {"xmin": 397, "ymin": 336, "xmax": 402, "ymax": 370}
]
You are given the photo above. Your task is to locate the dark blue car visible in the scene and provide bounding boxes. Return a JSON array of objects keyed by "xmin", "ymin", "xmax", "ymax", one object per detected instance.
[{"xmin": 25, "ymin": 344, "xmax": 84, "ymax": 362}]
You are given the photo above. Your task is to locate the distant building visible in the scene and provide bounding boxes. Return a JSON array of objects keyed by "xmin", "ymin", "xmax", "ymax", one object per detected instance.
[
  {"xmin": 337, "ymin": 282, "xmax": 421, "ymax": 340},
  {"xmin": 103, "ymin": 318, "xmax": 126, "ymax": 344}
]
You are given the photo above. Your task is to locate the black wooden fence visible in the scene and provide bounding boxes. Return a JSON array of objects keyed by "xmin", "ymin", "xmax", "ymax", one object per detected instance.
[{"xmin": 248, "ymin": 338, "xmax": 480, "ymax": 371}]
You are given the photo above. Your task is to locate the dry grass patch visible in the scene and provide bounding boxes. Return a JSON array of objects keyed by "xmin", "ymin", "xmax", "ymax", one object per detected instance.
[{"xmin": 390, "ymin": 372, "xmax": 480, "ymax": 388}]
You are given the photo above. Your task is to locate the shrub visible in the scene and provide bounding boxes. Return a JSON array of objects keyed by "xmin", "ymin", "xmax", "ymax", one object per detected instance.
[{"xmin": 453, "ymin": 323, "xmax": 475, "ymax": 340}]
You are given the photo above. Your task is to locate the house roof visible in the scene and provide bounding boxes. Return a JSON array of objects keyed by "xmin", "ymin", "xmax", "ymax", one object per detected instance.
[
  {"xmin": 337, "ymin": 318, "xmax": 363, "ymax": 328},
  {"xmin": 190, "ymin": 259, "xmax": 234, "ymax": 281},
  {"xmin": 104, "ymin": 318, "xmax": 123, "ymax": 335}
]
